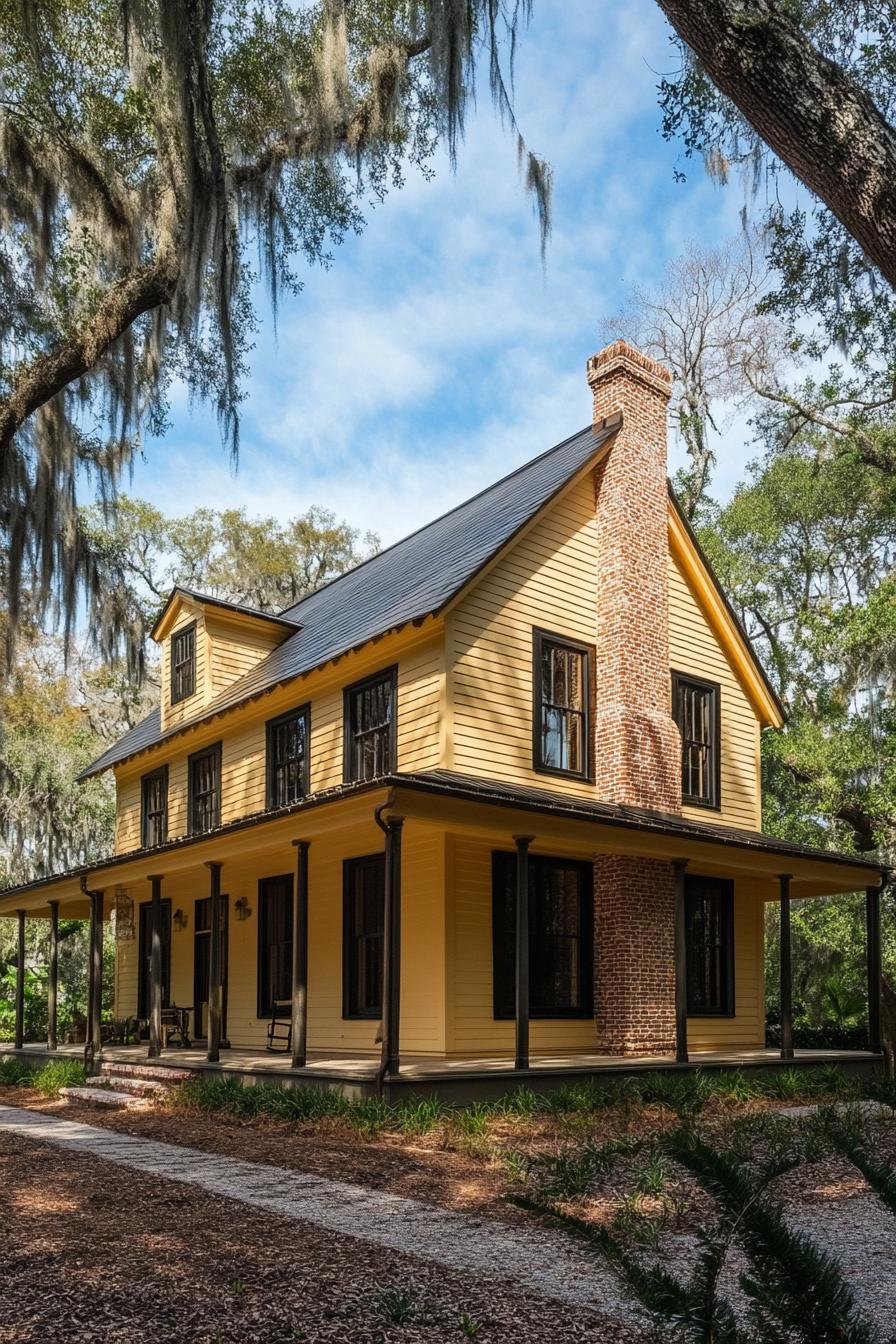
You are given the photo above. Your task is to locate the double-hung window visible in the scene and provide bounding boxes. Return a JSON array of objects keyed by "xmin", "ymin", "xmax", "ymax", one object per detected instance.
[
  {"xmin": 492, "ymin": 853, "xmax": 593, "ymax": 1018},
  {"xmin": 343, "ymin": 854, "xmax": 385, "ymax": 1018},
  {"xmin": 685, "ymin": 876, "xmax": 734, "ymax": 1016},
  {"xmin": 266, "ymin": 706, "xmax": 310, "ymax": 809},
  {"xmin": 533, "ymin": 630, "xmax": 591, "ymax": 779},
  {"xmin": 672, "ymin": 672, "xmax": 721, "ymax": 808},
  {"xmin": 344, "ymin": 668, "xmax": 396, "ymax": 782},
  {"xmin": 140, "ymin": 766, "xmax": 168, "ymax": 848},
  {"xmin": 188, "ymin": 742, "xmax": 222, "ymax": 835},
  {"xmin": 170, "ymin": 623, "xmax": 196, "ymax": 704}
]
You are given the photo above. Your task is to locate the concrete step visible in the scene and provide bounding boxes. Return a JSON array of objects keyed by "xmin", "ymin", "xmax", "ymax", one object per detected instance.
[
  {"xmin": 59, "ymin": 1085, "xmax": 150, "ymax": 1110},
  {"xmin": 99, "ymin": 1061, "xmax": 197, "ymax": 1084}
]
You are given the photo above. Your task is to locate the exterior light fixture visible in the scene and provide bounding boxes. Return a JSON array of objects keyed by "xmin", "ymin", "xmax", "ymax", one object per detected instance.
[
  {"xmin": 234, "ymin": 896, "xmax": 252, "ymax": 921},
  {"xmin": 172, "ymin": 908, "xmax": 188, "ymax": 932},
  {"xmin": 113, "ymin": 888, "xmax": 135, "ymax": 941}
]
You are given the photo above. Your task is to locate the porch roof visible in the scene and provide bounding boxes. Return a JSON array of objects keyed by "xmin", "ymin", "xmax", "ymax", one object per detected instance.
[{"xmin": 0, "ymin": 768, "xmax": 883, "ymax": 916}]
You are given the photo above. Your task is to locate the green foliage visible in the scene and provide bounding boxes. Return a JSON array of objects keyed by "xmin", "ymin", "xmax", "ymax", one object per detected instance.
[
  {"xmin": 0, "ymin": 1057, "xmax": 86, "ymax": 1093},
  {"xmin": 0, "ymin": 914, "xmax": 110, "ymax": 1041},
  {"xmin": 824, "ymin": 1107, "xmax": 896, "ymax": 1217},
  {"xmin": 376, "ymin": 1283, "xmax": 422, "ymax": 1325}
]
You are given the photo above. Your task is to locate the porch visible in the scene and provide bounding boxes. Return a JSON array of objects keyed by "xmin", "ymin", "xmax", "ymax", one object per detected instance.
[{"xmin": 2, "ymin": 1039, "xmax": 883, "ymax": 1103}]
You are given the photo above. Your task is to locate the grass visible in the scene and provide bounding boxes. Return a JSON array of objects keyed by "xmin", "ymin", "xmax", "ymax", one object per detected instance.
[{"xmin": 0, "ymin": 1057, "xmax": 86, "ymax": 1095}]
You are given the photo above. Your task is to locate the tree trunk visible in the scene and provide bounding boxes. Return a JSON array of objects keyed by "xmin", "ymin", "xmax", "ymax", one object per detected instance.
[{"xmin": 657, "ymin": 0, "xmax": 896, "ymax": 289}]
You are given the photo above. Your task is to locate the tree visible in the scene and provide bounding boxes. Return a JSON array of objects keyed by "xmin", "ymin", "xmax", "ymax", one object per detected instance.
[{"xmin": 0, "ymin": 1, "xmax": 547, "ymax": 668}]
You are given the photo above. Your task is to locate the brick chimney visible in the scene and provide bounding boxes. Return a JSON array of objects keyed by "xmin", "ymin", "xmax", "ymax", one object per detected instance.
[
  {"xmin": 588, "ymin": 340, "xmax": 681, "ymax": 814},
  {"xmin": 587, "ymin": 340, "xmax": 681, "ymax": 1056}
]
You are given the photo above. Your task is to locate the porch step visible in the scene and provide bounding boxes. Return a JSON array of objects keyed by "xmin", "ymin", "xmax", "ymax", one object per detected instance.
[
  {"xmin": 95, "ymin": 1075, "xmax": 172, "ymax": 1095},
  {"xmin": 59, "ymin": 1085, "xmax": 150, "ymax": 1110},
  {"xmin": 99, "ymin": 1061, "xmax": 197, "ymax": 1084}
]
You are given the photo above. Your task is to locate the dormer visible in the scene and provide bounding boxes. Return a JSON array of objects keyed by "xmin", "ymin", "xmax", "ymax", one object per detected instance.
[{"xmin": 152, "ymin": 588, "xmax": 300, "ymax": 732}]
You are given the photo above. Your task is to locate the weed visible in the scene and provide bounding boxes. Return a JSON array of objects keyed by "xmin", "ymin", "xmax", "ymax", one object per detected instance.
[
  {"xmin": 500, "ymin": 1149, "xmax": 531, "ymax": 1184},
  {"xmin": 229, "ymin": 1278, "xmax": 246, "ymax": 1295},
  {"xmin": 397, "ymin": 1096, "xmax": 446, "ymax": 1135},
  {"xmin": 459, "ymin": 1311, "xmax": 483, "ymax": 1337},
  {"xmin": 377, "ymin": 1284, "xmax": 421, "ymax": 1325},
  {"xmin": 530, "ymin": 1135, "xmax": 642, "ymax": 1200},
  {"xmin": 633, "ymin": 1149, "xmax": 668, "ymax": 1197}
]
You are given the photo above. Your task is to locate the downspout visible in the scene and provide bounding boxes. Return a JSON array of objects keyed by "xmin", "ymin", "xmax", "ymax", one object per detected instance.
[{"xmin": 373, "ymin": 794, "xmax": 395, "ymax": 1098}]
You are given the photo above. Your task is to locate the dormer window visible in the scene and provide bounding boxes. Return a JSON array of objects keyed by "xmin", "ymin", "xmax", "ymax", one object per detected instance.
[{"xmin": 171, "ymin": 623, "xmax": 196, "ymax": 704}]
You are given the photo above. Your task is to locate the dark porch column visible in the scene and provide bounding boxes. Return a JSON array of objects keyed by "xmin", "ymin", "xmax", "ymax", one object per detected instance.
[
  {"xmin": 380, "ymin": 816, "xmax": 404, "ymax": 1080},
  {"xmin": 147, "ymin": 875, "xmax": 164, "ymax": 1060},
  {"xmin": 86, "ymin": 890, "xmax": 104, "ymax": 1072},
  {"xmin": 47, "ymin": 900, "xmax": 59, "ymax": 1052},
  {"xmin": 291, "ymin": 840, "xmax": 311, "ymax": 1069},
  {"xmin": 206, "ymin": 862, "xmax": 223, "ymax": 1064},
  {"xmin": 14, "ymin": 909, "xmax": 25, "ymax": 1050},
  {"xmin": 514, "ymin": 835, "xmax": 534, "ymax": 1072},
  {"xmin": 779, "ymin": 873, "xmax": 794, "ymax": 1061},
  {"xmin": 673, "ymin": 860, "xmax": 689, "ymax": 1064},
  {"xmin": 867, "ymin": 883, "xmax": 883, "ymax": 1055}
]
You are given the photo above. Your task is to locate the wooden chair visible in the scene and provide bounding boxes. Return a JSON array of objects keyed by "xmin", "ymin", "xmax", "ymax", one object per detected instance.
[{"xmin": 267, "ymin": 1001, "xmax": 292, "ymax": 1053}]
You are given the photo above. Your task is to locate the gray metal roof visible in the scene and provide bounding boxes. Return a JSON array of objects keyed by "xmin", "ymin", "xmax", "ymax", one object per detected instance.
[{"xmin": 79, "ymin": 419, "xmax": 619, "ymax": 779}]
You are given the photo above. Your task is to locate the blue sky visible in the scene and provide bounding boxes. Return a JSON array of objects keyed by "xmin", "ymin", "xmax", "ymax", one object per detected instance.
[{"xmin": 129, "ymin": 0, "xmax": 754, "ymax": 547}]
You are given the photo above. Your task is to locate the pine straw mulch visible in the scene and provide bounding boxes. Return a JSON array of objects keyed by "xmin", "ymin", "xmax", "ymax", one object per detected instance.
[{"xmin": 0, "ymin": 1125, "xmax": 655, "ymax": 1344}]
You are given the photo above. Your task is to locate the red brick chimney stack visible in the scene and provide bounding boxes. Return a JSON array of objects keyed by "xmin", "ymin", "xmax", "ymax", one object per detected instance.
[{"xmin": 587, "ymin": 340, "xmax": 681, "ymax": 814}]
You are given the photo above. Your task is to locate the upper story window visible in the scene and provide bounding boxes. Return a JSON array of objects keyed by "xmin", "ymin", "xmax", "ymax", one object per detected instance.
[
  {"xmin": 140, "ymin": 766, "xmax": 168, "ymax": 848},
  {"xmin": 344, "ymin": 667, "xmax": 396, "ymax": 782},
  {"xmin": 170, "ymin": 623, "xmax": 197, "ymax": 704},
  {"xmin": 672, "ymin": 672, "xmax": 721, "ymax": 809},
  {"xmin": 266, "ymin": 706, "xmax": 310, "ymax": 809},
  {"xmin": 533, "ymin": 630, "xmax": 591, "ymax": 779},
  {"xmin": 685, "ymin": 876, "xmax": 734, "ymax": 1016},
  {"xmin": 188, "ymin": 742, "xmax": 221, "ymax": 834}
]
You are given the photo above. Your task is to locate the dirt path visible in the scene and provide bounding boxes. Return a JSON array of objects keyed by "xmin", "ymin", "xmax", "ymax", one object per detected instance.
[{"xmin": 0, "ymin": 1102, "xmax": 649, "ymax": 1344}]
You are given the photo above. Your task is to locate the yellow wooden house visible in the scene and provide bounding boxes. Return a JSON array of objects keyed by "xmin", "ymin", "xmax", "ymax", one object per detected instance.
[{"xmin": 0, "ymin": 341, "xmax": 884, "ymax": 1098}]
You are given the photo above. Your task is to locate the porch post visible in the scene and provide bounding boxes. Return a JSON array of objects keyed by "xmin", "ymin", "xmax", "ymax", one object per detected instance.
[
  {"xmin": 47, "ymin": 900, "xmax": 59, "ymax": 1051},
  {"xmin": 779, "ymin": 873, "xmax": 794, "ymax": 1061},
  {"xmin": 514, "ymin": 835, "xmax": 534, "ymax": 1072},
  {"xmin": 291, "ymin": 840, "xmax": 311, "ymax": 1069},
  {"xmin": 206, "ymin": 862, "xmax": 223, "ymax": 1064},
  {"xmin": 147, "ymin": 875, "xmax": 164, "ymax": 1060},
  {"xmin": 673, "ymin": 860, "xmax": 689, "ymax": 1063},
  {"xmin": 867, "ymin": 883, "xmax": 883, "ymax": 1055},
  {"xmin": 14, "ymin": 909, "xmax": 25, "ymax": 1050},
  {"xmin": 380, "ymin": 816, "xmax": 404, "ymax": 1080},
  {"xmin": 87, "ymin": 890, "xmax": 104, "ymax": 1071}
]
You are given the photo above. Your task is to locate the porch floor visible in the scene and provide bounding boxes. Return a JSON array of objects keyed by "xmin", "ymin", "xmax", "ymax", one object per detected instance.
[{"xmin": 2, "ymin": 1040, "xmax": 882, "ymax": 1101}]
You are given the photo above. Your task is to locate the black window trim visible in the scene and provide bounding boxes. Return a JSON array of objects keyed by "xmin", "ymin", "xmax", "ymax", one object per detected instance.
[
  {"xmin": 265, "ymin": 703, "xmax": 311, "ymax": 811},
  {"xmin": 140, "ymin": 764, "xmax": 169, "ymax": 849},
  {"xmin": 672, "ymin": 670, "xmax": 722, "ymax": 811},
  {"xmin": 187, "ymin": 740, "xmax": 223, "ymax": 836},
  {"xmin": 170, "ymin": 620, "xmax": 197, "ymax": 705},
  {"xmin": 342, "ymin": 852, "xmax": 386, "ymax": 1020},
  {"xmin": 685, "ymin": 874, "xmax": 735, "ymax": 1018},
  {"xmin": 342, "ymin": 665, "xmax": 398, "ymax": 784},
  {"xmin": 491, "ymin": 850, "xmax": 594, "ymax": 1020},
  {"xmin": 532, "ymin": 627, "xmax": 594, "ymax": 782},
  {"xmin": 256, "ymin": 872, "xmax": 294, "ymax": 1019}
]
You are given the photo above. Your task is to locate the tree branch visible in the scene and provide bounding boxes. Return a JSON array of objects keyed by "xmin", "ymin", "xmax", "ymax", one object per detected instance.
[{"xmin": 656, "ymin": 0, "xmax": 896, "ymax": 290}]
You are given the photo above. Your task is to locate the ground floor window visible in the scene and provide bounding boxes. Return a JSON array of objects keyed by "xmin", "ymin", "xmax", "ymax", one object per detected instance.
[
  {"xmin": 137, "ymin": 898, "xmax": 171, "ymax": 1018},
  {"xmin": 492, "ymin": 853, "xmax": 593, "ymax": 1018},
  {"xmin": 343, "ymin": 854, "xmax": 385, "ymax": 1019},
  {"xmin": 257, "ymin": 875, "xmax": 293, "ymax": 1017},
  {"xmin": 685, "ymin": 875, "xmax": 735, "ymax": 1016}
]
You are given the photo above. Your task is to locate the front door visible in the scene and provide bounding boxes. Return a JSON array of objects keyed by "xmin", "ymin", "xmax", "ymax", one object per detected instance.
[{"xmin": 193, "ymin": 893, "xmax": 228, "ymax": 1040}]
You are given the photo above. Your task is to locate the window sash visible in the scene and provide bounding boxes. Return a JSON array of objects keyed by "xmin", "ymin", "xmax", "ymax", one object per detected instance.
[
  {"xmin": 685, "ymin": 877, "xmax": 733, "ymax": 1016},
  {"xmin": 346, "ymin": 673, "xmax": 394, "ymax": 782},
  {"xmin": 171, "ymin": 625, "xmax": 196, "ymax": 703},
  {"xmin": 267, "ymin": 710, "xmax": 308, "ymax": 808},
  {"xmin": 141, "ymin": 769, "xmax": 167, "ymax": 848},
  {"xmin": 535, "ymin": 635, "xmax": 589, "ymax": 777},
  {"xmin": 674, "ymin": 675, "xmax": 719, "ymax": 807},
  {"xmin": 343, "ymin": 855, "xmax": 385, "ymax": 1018},
  {"xmin": 189, "ymin": 746, "xmax": 220, "ymax": 834},
  {"xmin": 258, "ymin": 876, "xmax": 293, "ymax": 1016},
  {"xmin": 492, "ymin": 853, "xmax": 592, "ymax": 1018}
]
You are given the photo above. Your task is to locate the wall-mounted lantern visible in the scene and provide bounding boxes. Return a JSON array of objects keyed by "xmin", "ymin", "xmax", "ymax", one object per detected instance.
[
  {"xmin": 234, "ymin": 896, "xmax": 252, "ymax": 922},
  {"xmin": 113, "ymin": 888, "xmax": 135, "ymax": 941},
  {"xmin": 172, "ymin": 908, "xmax": 188, "ymax": 932}
]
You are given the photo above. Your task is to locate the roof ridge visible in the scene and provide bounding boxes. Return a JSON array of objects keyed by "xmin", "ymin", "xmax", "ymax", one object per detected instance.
[{"xmin": 278, "ymin": 420, "xmax": 613, "ymax": 619}]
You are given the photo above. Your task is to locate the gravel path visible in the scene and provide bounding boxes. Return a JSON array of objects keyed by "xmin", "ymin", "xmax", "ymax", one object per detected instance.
[{"xmin": 0, "ymin": 1102, "xmax": 632, "ymax": 1320}]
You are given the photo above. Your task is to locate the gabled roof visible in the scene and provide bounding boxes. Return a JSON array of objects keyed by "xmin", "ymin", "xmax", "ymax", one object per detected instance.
[
  {"xmin": 78, "ymin": 417, "xmax": 621, "ymax": 779},
  {"xmin": 150, "ymin": 587, "xmax": 302, "ymax": 641}
]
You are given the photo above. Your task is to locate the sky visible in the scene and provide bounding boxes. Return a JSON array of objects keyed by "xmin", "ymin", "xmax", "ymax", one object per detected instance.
[{"xmin": 128, "ymin": 0, "xmax": 756, "ymax": 548}]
